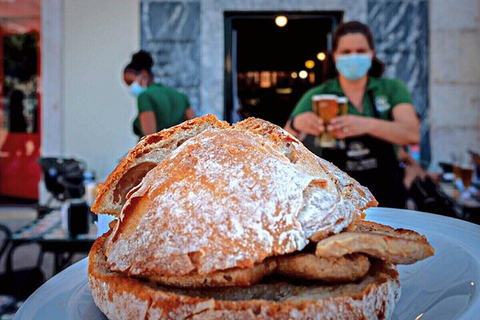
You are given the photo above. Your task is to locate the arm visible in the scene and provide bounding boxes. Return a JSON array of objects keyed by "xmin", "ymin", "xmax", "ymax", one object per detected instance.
[
  {"xmin": 329, "ymin": 103, "xmax": 420, "ymax": 146},
  {"xmin": 137, "ymin": 93, "xmax": 157, "ymax": 135},
  {"xmin": 139, "ymin": 111, "xmax": 157, "ymax": 135},
  {"xmin": 283, "ymin": 87, "xmax": 325, "ymax": 140},
  {"xmin": 184, "ymin": 107, "xmax": 196, "ymax": 120},
  {"xmin": 284, "ymin": 112, "xmax": 324, "ymax": 140}
]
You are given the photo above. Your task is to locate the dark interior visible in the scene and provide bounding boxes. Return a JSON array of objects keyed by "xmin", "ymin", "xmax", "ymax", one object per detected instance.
[{"xmin": 225, "ymin": 12, "xmax": 342, "ymax": 127}]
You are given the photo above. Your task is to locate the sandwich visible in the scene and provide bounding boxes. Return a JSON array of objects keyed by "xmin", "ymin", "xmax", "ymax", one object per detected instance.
[{"xmin": 88, "ymin": 115, "xmax": 434, "ymax": 319}]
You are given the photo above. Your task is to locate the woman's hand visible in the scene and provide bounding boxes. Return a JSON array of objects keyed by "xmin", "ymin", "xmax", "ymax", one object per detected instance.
[
  {"xmin": 328, "ymin": 115, "xmax": 371, "ymax": 139},
  {"xmin": 327, "ymin": 103, "xmax": 420, "ymax": 146},
  {"xmin": 288, "ymin": 112, "xmax": 325, "ymax": 136}
]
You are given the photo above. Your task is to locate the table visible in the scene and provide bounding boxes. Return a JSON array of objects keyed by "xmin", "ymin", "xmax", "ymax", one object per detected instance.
[
  {"xmin": 10, "ymin": 210, "xmax": 97, "ymax": 274},
  {"xmin": 439, "ymin": 182, "xmax": 480, "ymax": 224}
]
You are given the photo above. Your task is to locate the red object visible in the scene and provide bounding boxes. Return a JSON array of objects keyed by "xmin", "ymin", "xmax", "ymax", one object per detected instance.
[
  {"xmin": 0, "ymin": 133, "xmax": 41, "ymax": 199},
  {"xmin": 0, "ymin": 0, "xmax": 41, "ymax": 200}
]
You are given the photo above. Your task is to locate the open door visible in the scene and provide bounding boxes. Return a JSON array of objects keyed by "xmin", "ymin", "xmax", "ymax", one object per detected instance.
[
  {"xmin": 224, "ymin": 11, "xmax": 342, "ymax": 126},
  {"xmin": 0, "ymin": 0, "xmax": 42, "ymax": 200}
]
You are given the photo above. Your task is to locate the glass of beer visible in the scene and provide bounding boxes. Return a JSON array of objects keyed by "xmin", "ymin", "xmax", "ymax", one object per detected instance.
[
  {"xmin": 312, "ymin": 94, "xmax": 338, "ymax": 148},
  {"xmin": 460, "ymin": 163, "xmax": 474, "ymax": 189},
  {"xmin": 336, "ymin": 97, "xmax": 348, "ymax": 149}
]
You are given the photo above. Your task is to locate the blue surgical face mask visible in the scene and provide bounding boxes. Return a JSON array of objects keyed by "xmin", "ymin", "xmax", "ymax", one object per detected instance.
[
  {"xmin": 335, "ymin": 54, "xmax": 372, "ymax": 80},
  {"xmin": 128, "ymin": 82, "xmax": 146, "ymax": 98}
]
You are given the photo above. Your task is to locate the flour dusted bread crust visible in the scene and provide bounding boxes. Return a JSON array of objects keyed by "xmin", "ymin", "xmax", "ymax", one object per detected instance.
[
  {"xmin": 88, "ymin": 115, "xmax": 432, "ymax": 320},
  {"xmin": 91, "ymin": 115, "xmax": 230, "ymax": 217},
  {"xmin": 89, "ymin": 232, "xmax": 401, "ymax": 320}
]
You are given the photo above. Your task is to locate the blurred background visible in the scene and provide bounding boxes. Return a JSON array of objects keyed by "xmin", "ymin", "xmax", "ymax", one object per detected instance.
[
  {"xmin": 0, "ymin": 0, "xmax": 478, "ymax": 204},
  {"xmin": 0, "ymin": 0, "xmax": 479, "ymax": 314}
]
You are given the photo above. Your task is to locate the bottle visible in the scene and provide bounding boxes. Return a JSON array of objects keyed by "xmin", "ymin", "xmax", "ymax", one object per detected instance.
[{"xmin": 83, "ymin": 171, "xmax": 97, "ymax": 207}]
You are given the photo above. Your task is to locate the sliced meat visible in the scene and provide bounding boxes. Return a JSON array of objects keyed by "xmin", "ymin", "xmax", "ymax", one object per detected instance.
[
  {"xmin": 139, "ymin": 258, "xmax": 277, "ymax": 288},
  {"xmin": 315, "ymin": 220, "xmax": 434, "ymax": 264},
  {"xmin": 276, "ymin": 253, "xmax": 370, "ymax": 282}
]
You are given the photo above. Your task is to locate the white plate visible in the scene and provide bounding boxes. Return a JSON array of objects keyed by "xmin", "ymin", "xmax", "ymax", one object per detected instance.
[{"xmin": 13, "ymin": 208, "xmax": 480, "ymax": 320}]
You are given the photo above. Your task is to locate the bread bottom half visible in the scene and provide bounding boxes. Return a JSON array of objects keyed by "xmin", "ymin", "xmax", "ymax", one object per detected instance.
[{"xmin": 88, "ymin": 233, "xmax": 401, "ymax": 320}]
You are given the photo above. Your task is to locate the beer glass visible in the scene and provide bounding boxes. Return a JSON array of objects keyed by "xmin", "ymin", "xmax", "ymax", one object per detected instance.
[
  {"xmin": 312, "ymin": 94, "xmax": 338, "ymax": 148},
  {"xmin": 460, "ymin": 163, "xmax": 474, "ymax": 189},
  {"xmin": 336, "ymin": 97, "xmax": 348, "ymax": 149}
]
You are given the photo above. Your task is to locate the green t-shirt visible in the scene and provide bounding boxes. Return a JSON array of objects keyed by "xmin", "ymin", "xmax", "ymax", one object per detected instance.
[
  {"xmin": 291, "ymin": 77, "xmax": 412, "ymax": 120},
  {"xmin": 134, "ymin": 83, "xmax": 190, "ymax": 136}
]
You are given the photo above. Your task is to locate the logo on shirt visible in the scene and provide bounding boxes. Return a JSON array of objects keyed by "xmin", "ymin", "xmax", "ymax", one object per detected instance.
[
  {"xmin": 374, "ymin": 96, "xmax": 391, "ymax": 113},
  {"xmin": 345, "ymin": 141, "xmax": 378, "ymax": 171},
  {"xmin": 346, "ymin": 141, "xmax": 370, "ymax": 158}
]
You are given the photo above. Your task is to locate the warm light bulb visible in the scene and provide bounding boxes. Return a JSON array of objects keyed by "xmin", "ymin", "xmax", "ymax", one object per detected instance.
[
  {"xmin": 291, "ymin": 72, "xmax": 298, "ymax": 79},
  {"xmin": 317, "ymin": 52, "xmax": 326, "ymax": 61},
  {"xmin": 275, "ymin": 15, "xmax": 288, "ymax": 27},
  {"xmin": 299, "ymin": 70, "xmax": 308, "ymax": 79},
  {"xmin": 305, "ymin": 60, "xmax": 315, "ymax": 69}
]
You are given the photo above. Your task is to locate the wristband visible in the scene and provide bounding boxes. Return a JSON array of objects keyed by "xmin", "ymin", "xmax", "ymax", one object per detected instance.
[{"xmin": 290, "ymin": 115, "xmax": 300, "ymax": 134}]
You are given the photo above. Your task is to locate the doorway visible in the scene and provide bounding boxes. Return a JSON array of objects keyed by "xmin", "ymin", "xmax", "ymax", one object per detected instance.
[
  {"xmin": 0, "ymin": 0, "xmax": 42, "ymax": 201},
  {"xmin": 224, "ymin": 11, "xmax": 342, "ymax": 126}
]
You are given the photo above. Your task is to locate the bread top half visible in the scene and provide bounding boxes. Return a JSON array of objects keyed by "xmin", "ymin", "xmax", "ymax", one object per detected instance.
[{"xmin": 93, "ymin": 115, "xmax": 377, "ymax": 278}]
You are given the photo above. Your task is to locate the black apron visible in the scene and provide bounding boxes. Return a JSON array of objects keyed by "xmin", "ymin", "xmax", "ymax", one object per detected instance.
[{"xmin": 304, "ymin": 90, "xmax": 408, "ymax": 208}]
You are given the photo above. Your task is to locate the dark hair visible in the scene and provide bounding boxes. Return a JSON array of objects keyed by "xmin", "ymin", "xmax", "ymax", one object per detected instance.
[
  {"xmin": 326, "ymin": 21, "xmax": 385, "ymax": 79},
  {"xmin": 332, "ymin": 21, "xmax": 375, "ymax": 51},
  {"xmin": 132, "ymin": 50, "xmax": 154, "ymax": 75},
  {"xmin": 123, "ymin": 61, "xmax": 139, "ymax": 74},
  {"xmin": 123, "ymin": 50, "xmax": 154, "ymax": 76}
]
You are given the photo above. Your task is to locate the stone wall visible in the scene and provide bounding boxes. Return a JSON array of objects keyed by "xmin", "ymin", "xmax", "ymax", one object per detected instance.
[{"xmin": 429, "ymin": 0, "xmax": 480, "ymax": 169}]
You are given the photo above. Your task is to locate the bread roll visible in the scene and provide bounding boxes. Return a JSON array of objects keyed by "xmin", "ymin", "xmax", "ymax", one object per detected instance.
[{"xmin": 87, "ymin": 115, "xmax": 432, "ymax": 320}]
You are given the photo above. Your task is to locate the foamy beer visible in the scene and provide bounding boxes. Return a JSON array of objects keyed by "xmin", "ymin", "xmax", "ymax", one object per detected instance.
[{"xmin": 312, "ymin": 94, "xmax": 338, "ymax": 148}]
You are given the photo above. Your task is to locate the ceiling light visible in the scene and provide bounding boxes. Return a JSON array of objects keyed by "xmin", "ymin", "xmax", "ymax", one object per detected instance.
[
  {"xmin": 275, "ymin": 15, "xmax": 288, "ymax": 27},
  {"xmin": 299, "ymin": 70, "xmax": 308, "ymax": 79},
  {"xmin": 317, "ymin": 52, "xmax": 326, "ymax": 61},
  {"xmin": 305, "ymin": 60, "xmax": 315, "ymax": 69}
]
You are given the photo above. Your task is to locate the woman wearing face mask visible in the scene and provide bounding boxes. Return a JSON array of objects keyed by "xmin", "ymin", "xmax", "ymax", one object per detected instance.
[
  {"xmin": 123, "ymin": 50, "xmax": 196, "ymax": 137},
  {"xmin": 284, "ymin": 21, "xmax": 419, "ymax": 208}
]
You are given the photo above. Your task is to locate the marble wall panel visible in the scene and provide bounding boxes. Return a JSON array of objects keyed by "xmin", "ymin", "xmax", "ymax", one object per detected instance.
[
  {"xmin": 140, "ymin": 1, "xmax": 200, "ymax": 112},
  {"xmin": 368, "ymin": 0, "xmax": 430, "ymax": 166}
]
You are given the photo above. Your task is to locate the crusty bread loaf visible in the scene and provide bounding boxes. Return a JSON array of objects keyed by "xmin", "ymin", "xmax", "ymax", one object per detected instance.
[
  {"xmin": 88, "ymin": 115, "xmax": 418, "ymax": 320},
  {"xmin": 102, "ymin": 116, "xmax": 377, "ymax": 278},
  {"xmin": 89, "ymin": 232, "xmax": 401, "ymax": 320}
]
